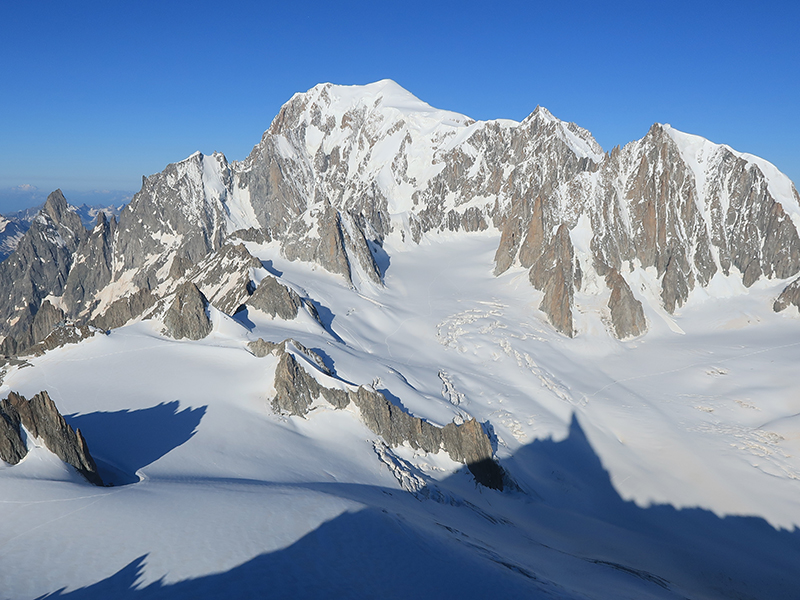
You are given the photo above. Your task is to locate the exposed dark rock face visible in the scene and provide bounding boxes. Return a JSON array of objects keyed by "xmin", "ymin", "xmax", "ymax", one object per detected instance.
[
  {"xmin": 169, "ymin": 252, "xmax": 193, "ymax": 280},
  {"xmin": 0, "ymin": 404, "xmax": 27, "ymax": 465},
  {"xmin": 0, "ymin": 215, "xmax": 26, "ymax": 263},
  {"xmin": 62, "ymin": 212, "xmax": 116, "ymax": 319},
  {"xmin": 21, "ymin": 324, "xmax": 102, "ymax": 357},
  {"xmin": 246, "ymin": 276, "xmax": 304, "ymax": 320},
  {"xmin": 229, "ymin": 227, "xmax": 270, "ymax": 244},
  {"xmin": 605, "ymin": 269, "xmax": 646, "ymax": 339},
  {"xmin": 91, "ymin": 289, "xmax": 158, "ymax": 331},
  {"xmin": 660, "ymin": 245, "xmax": 693, "ymax": 314},
  {"xmin": 162, "ymin": 282, "xmax": 212, "ymax": 340},
  {"xmin": 528, "ymin": 224, "xmax": 578, "ymax": 337},
  {"xmin": 264, "ymin": 339, "xmax": 502, "ymax": 489},
  {"xmin": 271, "ymin": 351, "xmax": 326, "ymax": 416},
  {"xmin": 0, "ymin": 191, "xmax": 85, "ymax": 355},
  {"xmin": 0, "ymin": 391, "xmax": 103, "ymax": 486},
  {"xmin": 774, "ymin": 276, "xmax": 800, "ymax": 313},
  {"xmin": 280, "ymin": 203, "xmax": 382, "ymax": 286},
  {"xmin": 114, "ymin": 153, "xmax": 227, "ymax": 286},
  {"xmin": 247, "ymin": 338, "xmax": 283, "ymax": 358},
  {"xmin": 0, "ymin": 300, "xmax": 66, "ymax": 357},
  {"xmin": 722, "ymin": 159, "xmax": 800, "ymax": 285}
]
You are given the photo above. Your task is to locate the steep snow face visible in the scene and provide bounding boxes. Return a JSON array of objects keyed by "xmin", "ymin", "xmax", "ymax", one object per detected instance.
[
  {"xmin": 238, "ymin": 79, "xmax": 604, "ymax": 248},
  {"xmin": 0, "ymin": 215, "xmax": 25, "ymax": 261},
  {"xmin": 665, "ymin": 124, "xmax": 800, "ymax": 233},
  {"xmin": 244, "ymin": 80, "xmax": 477, "ymax": 219}
]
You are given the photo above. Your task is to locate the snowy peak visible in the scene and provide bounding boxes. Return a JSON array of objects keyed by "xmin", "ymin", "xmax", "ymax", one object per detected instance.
[
  {"xmin": 663, "ymin": 123, "xmax": 800, "ymax": 234},
  {"xmin": 2, "ymin": 80, "xmax": 800, "ymax": 349},
  {"xmin": 274, "ymin": 79, "xmax": 474, "ymax": 133},
  {"xmin": 519, "ymin": 106, "xmax": 604, "ymax": 163}
]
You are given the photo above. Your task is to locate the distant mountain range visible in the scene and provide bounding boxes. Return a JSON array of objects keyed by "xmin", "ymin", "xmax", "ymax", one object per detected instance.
[{"xmin": 0, "ymin": 201, "xmax": 123, "ymax": 262}]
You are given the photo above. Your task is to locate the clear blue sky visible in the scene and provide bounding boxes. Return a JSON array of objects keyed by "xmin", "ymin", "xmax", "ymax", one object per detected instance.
[{"xmin": 1, "ymin": 0, "xmax": 798, "ymax": 213}]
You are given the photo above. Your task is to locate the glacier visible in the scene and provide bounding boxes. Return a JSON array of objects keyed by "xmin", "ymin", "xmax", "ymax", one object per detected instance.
[{"xmin": 0, "ymin": 81, "xmax": 799, "ymax": 599}]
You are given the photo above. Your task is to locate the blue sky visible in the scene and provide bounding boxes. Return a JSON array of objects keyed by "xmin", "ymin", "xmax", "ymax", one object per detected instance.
[{"xmin": 1, "ymin": 0, "xmax": 798, "ymax": 213}]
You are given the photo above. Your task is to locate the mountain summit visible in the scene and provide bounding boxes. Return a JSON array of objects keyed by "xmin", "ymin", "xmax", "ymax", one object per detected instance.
[
  {"xmin": 2, "ymin": 81, "xmax": 800, "ymax": 599},
  {"xmin": 1, "ymin": 80, "xmax": 798, "ymax": 352}
]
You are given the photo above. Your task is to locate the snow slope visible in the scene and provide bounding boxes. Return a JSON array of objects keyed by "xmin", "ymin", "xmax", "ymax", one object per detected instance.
[
  {"xmin": 665, "ymin": 123, "xmax": 800, "ymax": 234},
  {"xmin": 1, "ymin": 229, "xmax": 799, "ymax": 599}
]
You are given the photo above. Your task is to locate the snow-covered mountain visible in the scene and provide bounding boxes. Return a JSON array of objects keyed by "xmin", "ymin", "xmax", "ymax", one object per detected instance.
[
  {"xmin": 1, "ymin": 81, "xmax": 799, "ymax": 599},
  {"xmin": 0, "ymin": 201, "xmax": 122, "ymax": 263},
  {"xmin": 0, "ymin": 214, "xmax": 25, "ymax": 262}
]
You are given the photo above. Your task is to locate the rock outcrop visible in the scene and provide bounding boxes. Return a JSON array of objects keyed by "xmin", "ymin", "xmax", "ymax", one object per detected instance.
[
  {"xmin": 62, "ymin": 212, "xmax": 116, "ymax": 318},
  {"xmin": 20, "ymin": 323, "xmax": 103, "ymax": 358},
  {"xmin": 774, "ymin": 276, "xmax": 800, "ymax": 313},
  {"xmin": 0, "ymin": 191, "xmax": 85, "ymax": 355},
  {"xmin": 262, "ymin": 339, "xmax": 503, "ymax": 489},
  {"xmin": 605, "ymin": 269, "xmax": 647, "ymax": 339},
  {"xmin": 246, "ymin": 276, "xmax": 304, "ymax": 320},
  {"xmin": 0, "ymin": 214, "xmax": 26, "ymax": 262},
  {"xmin": 0, "ymin": 300, "xmax": 66, "ymax": 357},
  {"xmin": 528, "ymin": 224, "xmax": 579, "ymax": 337},
  {"xmin": 91, "ymin": 289, "xmax": 158, "ymax": 331},
  {"xmin": 162, "ymin": 282, "xmax": 212, "ymax": 340},
  {"xmin": 0, "ymin": 391, "xmax": 103, "ymax": 486},
  {"xmin": 247, "ymin": 338, "xmax": 283, "ymax": 358}
]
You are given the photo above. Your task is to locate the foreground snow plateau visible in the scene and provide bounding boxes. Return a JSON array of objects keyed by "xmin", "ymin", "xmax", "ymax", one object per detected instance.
[{"xmin": 1, "ymin": 232, "xmax": 799, "ymax": 599}]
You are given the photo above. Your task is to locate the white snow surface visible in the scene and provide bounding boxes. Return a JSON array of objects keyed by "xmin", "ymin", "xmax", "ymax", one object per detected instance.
[
  {"xmin": 1, "ymin": 229, "xmax": 799, "ymax": 599},
  {"xmin": 664, "ymin": 124, "xmax": 800, "ymax": 233}
]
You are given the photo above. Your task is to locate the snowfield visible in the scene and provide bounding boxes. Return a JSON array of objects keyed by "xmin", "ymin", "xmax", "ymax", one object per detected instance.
[{"xmin": 1, "ymin": 230, "xmax": 800, "ymax": 599}]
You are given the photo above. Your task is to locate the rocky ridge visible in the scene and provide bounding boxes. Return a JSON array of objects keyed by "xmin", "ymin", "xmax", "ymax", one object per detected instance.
[
  {"xmin": 1, "ymin": 81, "xmax": 799, "ymax": 352},
  {"xmin": 253, "ymin": 337, "xmax": 504, "ymax": 489},
  {"xmin": 162, "ymin": 282, "xmax": 212, "ymax": 341},
  {"xmin": 0, "ymin": 390, "xmax": 103, "ymax": 486},
  {"xmin": 0, "ymin": 215, "xmax": 26, "ymax": 262}
]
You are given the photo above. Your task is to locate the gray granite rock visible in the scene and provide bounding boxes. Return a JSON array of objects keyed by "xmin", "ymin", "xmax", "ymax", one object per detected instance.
[
  {"xmin": 0, "ymin": 406, "xmax": 28, "ymax": 465},
  {"xmin": 62, "ymin": 212, "xmax": 116, "ymax": 319},
  {"xmin": 271, "ymin": 351, "xmax": 325, "ymax": 416},
  {"xmin": 267, "ymin": 339, "xmax": 502, "ymax": 488},
  {"xmin": 661, "ymin": 245, "xmax": 693, "ymax": 314},
  {"xmin": 0, "ymin": 300, "xmax": 66, "ymax": 357},
  {"xmin": 186, "ymin": 243, "xmax": 262, "ymax": 315},
  {"xmin": 605, "ymin": 269, "xmax": 647, "ymax": 339},
  {"xmin": 168, "ymin": 252, "xmax": 193, "ymax": 281},
  {"xmin": 247, "ymin": 338, "xmax": 283, "ymax": 358},
  {"xmin": 229, "ymin": 227, "xmax": 270, "ymax": 244},
  {"xmin": 0, "ymin": 391, "xmax": 103, "ymax": 485},
  {"xmin": 246, "ymin": 276, "xmax": 303, "ymax": 320},
  {"xmin": 528, "ymin": 224, "xmax": 577, "ymax": 337},
  {"xmin": 0, "ymin": 191, "xmax": 86, "ymax": 355},
  {"xmin": 91, "ymin": 289, "xmax": 158, "ymax": 331},
  {"xmin": 162, "ymin": 282, "xmax": 212, "ymax": 340},
  {"xmin": 113, "ymin": 153, "xmax": 227, "ymax": 286},
  {"xmin": 20, "ymin": 323, "xmax": 102, "ymax": 358},
  {"xmin": 774, "ymin": 276, "xmax": 800, "ymax": 312}
]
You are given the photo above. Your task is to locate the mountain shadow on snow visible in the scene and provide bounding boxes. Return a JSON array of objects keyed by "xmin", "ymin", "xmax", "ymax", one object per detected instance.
[
  {"xmin": 66, "ymin": 402, "xmax": 206, "ymax": 485},
  {"xmin": 40, "ymin": 415, "xmax": 800, "ymax": 600}
]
